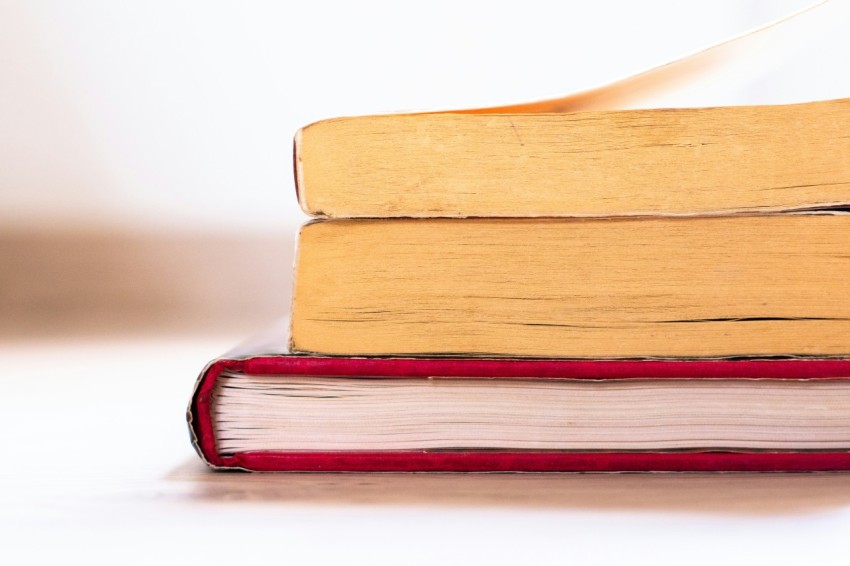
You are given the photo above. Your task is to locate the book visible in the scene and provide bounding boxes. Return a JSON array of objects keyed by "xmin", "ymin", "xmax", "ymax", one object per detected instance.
[
  {"xmin": 290, "ymin": 214, "xmax": 850, "ymax": 358},
  {"xmin": 294, "ymin": 97, "xmax": 850, "ymax": 219},
  {"xmin": 294, "ymin": 1, "xmax": 845, "ymax": 221},
  {"xmin": 188, "ymin": 337, "xmax": 850, "ymax": 472}
]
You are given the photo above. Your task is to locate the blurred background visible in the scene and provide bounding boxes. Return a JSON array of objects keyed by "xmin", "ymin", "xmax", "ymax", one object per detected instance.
[
  {"xmin": 2, "ymin": 0, "xmax": 848, "ymax": 341},
  {"xmin": 5, "ymin": 2, "xmax": 850, "ymax": 563}
]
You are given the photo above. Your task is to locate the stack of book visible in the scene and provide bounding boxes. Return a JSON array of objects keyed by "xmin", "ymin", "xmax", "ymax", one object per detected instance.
[{"xmin": 188, "ymin": 95, "xmax": 850, "ymax": 472}]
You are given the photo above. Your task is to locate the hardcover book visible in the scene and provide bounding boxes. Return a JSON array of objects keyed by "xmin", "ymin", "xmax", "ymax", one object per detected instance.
[{"xmin": 188, "ymin": 328, "xmax": 850, "ymax": 472}]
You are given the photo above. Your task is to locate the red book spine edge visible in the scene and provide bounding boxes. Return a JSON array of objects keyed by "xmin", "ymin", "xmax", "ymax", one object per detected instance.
[{"xmin": 188, "ymin": 357, "xmax": 850, "ymax": 472}]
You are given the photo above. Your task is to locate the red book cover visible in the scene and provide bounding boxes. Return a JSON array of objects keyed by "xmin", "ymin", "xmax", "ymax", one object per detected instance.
[{"xmin": 188, "ymin": 324, "xmax": 850, "ymax": 472}]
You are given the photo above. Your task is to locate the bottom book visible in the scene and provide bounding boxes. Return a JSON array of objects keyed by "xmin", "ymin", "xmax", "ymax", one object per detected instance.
[{"xmin": 188, "ymin": 328, "xmax": 850, "ymax": 472}]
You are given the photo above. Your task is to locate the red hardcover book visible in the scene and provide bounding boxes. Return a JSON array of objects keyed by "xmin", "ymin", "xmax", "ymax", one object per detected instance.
[{"xmin": 188, "ymin": 324, "xmax": 850, "ymax": 472}]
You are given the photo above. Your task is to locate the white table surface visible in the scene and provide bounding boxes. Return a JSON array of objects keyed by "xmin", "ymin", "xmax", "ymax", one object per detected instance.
[{"xmin": 4, "ymin": 336, "xmax": 850, "ymax": 565}]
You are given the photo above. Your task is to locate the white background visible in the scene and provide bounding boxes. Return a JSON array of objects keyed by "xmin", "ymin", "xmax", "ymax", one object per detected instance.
[{"xmin": 3, "ymin": 2, "xmax": 850, "ymax": 565}]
